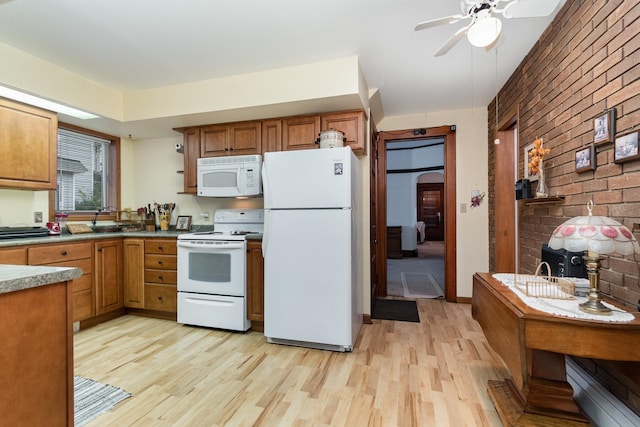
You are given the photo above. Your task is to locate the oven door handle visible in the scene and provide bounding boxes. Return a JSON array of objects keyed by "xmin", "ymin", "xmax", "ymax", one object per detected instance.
[{"xmin": 177, "ymin": 241, "xmax": 245, "ymax": 250}]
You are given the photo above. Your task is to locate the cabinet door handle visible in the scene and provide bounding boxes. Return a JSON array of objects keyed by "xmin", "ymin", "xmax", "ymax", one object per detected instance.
[
  {"xmin": 158, "ymin": 295, "xmax": 163, "ymax": 301},
  {"xmin": 157, "ymin": 260, "xmax": 163, "ymax": 265},
  {"xmin": 97, "ymin": 248, "xmax": 103, "ymax": 252},
  {"xmin": 61, "ymin": 250, "xmax": 68, "ymax": 256},
  {"xmin": 158, "ymin": 246, "xmax": 163, "ymax": 251},
  {"xmin": 158, "ymin": 275, "xmax": 164, "ymax": 280}
]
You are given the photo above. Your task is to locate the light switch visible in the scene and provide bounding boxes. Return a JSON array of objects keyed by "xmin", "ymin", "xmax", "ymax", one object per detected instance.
[{"xmin": 460, "ymin": 203, "xmax": 467, "ymax": 213}]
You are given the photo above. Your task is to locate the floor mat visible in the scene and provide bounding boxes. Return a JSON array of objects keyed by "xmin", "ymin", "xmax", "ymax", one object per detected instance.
[
  {"xmin": 74, "ymin": 376, "xmax": 131, "ymax": 427},
  {"xmin": 371, "ymin": 299, "xmax": 420, "ymax": 323},
  {"xmin": 402, "ymin": 272, "xmax": 444, "ymax": 299}
]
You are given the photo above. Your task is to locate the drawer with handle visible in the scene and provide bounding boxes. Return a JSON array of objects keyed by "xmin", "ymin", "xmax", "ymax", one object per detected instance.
[{"xmin": 28, "ymin": 242, "xmax": 92, "ymax": 265}]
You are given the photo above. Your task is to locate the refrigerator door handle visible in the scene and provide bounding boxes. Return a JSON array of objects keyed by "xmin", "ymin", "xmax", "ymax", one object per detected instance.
[
  {"xmin": 261, "ymin": 160, "xmax": 269, "ymax": 208},
  {"xmin": 262, "ymin": 209, "xmax": 270, "ymax": 257}
]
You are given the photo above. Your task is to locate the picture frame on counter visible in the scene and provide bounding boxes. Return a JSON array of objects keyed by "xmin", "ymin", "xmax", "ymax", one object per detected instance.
[
  {"xmin": 176, "ymin": 215, "xmax": 192, "ymax": 231},
  {"xmin": 575, "ymin": 144, "xmax": 595, "ymax": 173},
  {"xmin": 614, "ymin": 131, "xmax": 639, "ymax": 164},
  {"xmin": 594, "ymin": 108, "xmax": 615, "ymax": 146}
]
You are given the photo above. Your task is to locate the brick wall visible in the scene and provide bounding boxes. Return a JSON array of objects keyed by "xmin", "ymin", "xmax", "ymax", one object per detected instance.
[{"xmin": 488, "ymin": 0, "xmax": 640, "ymax": 415}]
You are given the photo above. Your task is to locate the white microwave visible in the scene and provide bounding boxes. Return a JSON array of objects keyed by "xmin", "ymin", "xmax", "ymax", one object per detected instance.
[{"xmin": 197, "ymin": 155, "xmax": 262, "ymax": 197}]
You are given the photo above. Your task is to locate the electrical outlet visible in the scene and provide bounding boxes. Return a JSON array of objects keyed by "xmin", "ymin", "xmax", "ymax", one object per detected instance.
[
  {"xmin": 34, "ymin": 211, "xmax": 43, "ymax": 223},
  {"xmin": 200, "ymin": 212, "xmax": 210, "ymax": 220}
]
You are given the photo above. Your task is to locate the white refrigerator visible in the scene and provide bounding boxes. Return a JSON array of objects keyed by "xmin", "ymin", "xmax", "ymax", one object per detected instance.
[{"xmin": 261, "ymin": 147, "xmax": 362, "ymax": 352}]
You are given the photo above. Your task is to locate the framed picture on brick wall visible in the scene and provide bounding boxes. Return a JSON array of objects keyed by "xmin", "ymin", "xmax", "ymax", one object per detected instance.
[
  {"xmin": 575, "ymin": 145, "xmax": 595, "ymax": 173},
  {"xmin": 594, "ymin": 108, "xmax": 616, "ymax": 145},
  {"xmin": 614, "ymin": 131, "xmax": 639, "ymax": 164},
  {"xmin": 524, "ymin": 142, "xmax": 538, "ymax": 181}
]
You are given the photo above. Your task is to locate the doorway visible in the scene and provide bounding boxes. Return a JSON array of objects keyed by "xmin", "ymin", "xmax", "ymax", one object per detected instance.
[{"xmin": 370, "ymin": 126, "xmax": 457, "ymax": 313}]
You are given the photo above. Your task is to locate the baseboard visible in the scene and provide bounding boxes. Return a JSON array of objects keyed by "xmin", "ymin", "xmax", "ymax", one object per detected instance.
[{"xmin": 566, "ymin": 358, "xmax": 640, "ymax": 427}]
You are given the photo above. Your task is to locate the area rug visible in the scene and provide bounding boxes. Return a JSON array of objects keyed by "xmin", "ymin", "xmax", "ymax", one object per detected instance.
[
  {"xmin": 402, "ymin": 272, "xmax": 444, "ymax": 299},
  {"xmin": 371, "ymin": 299, "xmax": 420, "ymax": 322},
  {"xmin": 74, "ymin": 375, "xmax": 131, "ymax": 426}
]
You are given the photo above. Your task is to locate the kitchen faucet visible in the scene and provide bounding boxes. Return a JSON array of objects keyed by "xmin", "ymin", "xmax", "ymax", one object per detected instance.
[{"xmin": 91, "ymin": 207, "xmax": 112, "ymax": 226}]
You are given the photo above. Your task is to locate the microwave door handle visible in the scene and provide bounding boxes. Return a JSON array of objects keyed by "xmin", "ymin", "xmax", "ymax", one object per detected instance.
[{"xmin": 236, "ymin": 166, "xmax": 243, "ymax": 194}]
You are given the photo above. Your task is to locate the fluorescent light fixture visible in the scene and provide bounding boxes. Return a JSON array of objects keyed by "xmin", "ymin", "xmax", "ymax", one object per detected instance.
[
  {"xmin": 0, "ymin": 85, "xmax": 99, "ymax": 119},
  {"xmin": 467, "ymin": 14, "xmax": 502, "ymax": 48}
]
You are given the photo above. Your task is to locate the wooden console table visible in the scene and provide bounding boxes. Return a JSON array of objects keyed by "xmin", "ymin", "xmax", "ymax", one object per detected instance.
[{"xmin": 472, "ymin": 272, "xmax": 640, "ymax": 426}]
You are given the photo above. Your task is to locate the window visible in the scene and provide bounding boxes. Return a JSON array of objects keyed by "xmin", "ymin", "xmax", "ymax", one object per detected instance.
[{"xmin": 49, "ymin": 123, "xmax": 120, "ymax": 221}]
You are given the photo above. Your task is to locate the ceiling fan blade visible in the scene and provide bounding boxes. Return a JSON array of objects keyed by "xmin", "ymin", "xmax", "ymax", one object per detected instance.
[
  {"xmin": 434, "ymin": 24, "xmax": 471, "ymax": 57},
  {"xmin": 415, "ymin": 14, "xmax": 466, "ymax": 32},
  {"xmin": 501, "ymin": 0, "xmax": 562, "ymax": 19}
]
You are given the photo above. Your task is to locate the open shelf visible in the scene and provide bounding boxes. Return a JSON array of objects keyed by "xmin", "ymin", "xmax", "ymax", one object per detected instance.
[{"xmin": 521, "ymin": 196, "xmax": 565, "ymax": 206}]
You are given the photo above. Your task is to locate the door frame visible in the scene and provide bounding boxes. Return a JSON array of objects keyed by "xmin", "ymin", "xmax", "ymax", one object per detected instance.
[{"xmin": 372, "ymin": 126, "xmax": 457, "ymax": 303}]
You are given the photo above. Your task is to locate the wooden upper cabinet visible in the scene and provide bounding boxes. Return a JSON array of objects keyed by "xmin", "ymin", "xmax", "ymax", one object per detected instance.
[
  {"xmin": 321, "ymin": 110, "xmax": 366, "ymax": 155},
  {"xmin": 282, "ymin": 114, "xmax": 321, "ymax": 150},
  {"xmin": 0, "ymin": 97, "xmax": 58, "ymax": 190},
  {"xmin": 261, "ymin": 119, "xmax": 282, "ymax": 155},
  {"xmin": 200, "ymin": 121, "xmax": 261, "ymax": 157},
  {"xmin": 200, "ymin": 124, "xmax": 229, "ymax": 157},
  {"xmin": 229, "ymin": 121, "xmax": 261, "ymax": 155}
]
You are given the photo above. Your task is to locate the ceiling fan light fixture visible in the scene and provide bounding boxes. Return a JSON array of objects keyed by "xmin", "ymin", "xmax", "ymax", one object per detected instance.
[{"xmin": 467, "ymin": 15, "xmax": 502, "ymax": 47}]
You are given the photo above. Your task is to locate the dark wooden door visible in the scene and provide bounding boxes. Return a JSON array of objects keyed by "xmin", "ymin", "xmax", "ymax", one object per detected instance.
[
  {"xmin": 417, "ymin": 183, "xmax": 444, "ymax": 241},
  {"xmin": 369, "ymin": 122, "xmax": 380, "ymax": 313}
]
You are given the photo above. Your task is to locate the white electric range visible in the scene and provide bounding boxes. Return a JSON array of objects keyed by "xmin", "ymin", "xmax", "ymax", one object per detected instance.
[{"xmin": 177, "ymin": 209, "xmax": 263, "ymax": 331}]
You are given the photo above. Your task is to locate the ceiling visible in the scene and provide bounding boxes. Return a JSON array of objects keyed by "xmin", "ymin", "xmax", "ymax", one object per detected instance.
[{"xmin": 0, "ymin": 0, "xmax": 566, "ymax": 138}]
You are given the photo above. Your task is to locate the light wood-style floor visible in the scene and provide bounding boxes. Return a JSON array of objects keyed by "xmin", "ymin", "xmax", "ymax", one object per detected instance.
[{"xmin": 74, "ymin": 300, "xmax": 509, "ymax": 426}]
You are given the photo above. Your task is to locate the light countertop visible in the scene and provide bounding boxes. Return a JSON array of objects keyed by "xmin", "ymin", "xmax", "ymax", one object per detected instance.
[{"xmin": 0, "ymin": 264, "xmax": 82, "ymax": 295}]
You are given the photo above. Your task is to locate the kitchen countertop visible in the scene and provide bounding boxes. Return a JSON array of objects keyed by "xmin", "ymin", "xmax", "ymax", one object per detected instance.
[
  {"xmin": 0, "ymin": 264, "xmax": 82, "ymax": 295},
  {"xmin": 0, "ymin": 229, "xmax": 263, "ymax": 247}
]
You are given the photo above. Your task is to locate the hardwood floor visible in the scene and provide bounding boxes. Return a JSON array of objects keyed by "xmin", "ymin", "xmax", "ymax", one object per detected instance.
[{"xmin": 74, "ymin": 300, "xmax": 508, "ymax": 426}]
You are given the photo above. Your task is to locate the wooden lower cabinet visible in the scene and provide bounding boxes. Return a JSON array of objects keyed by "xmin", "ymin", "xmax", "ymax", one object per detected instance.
[
  {"xmin": 246, "ymin": 240, "xmax": 265, "ymax": 331},
  {"xmin": 123, "ymin": 239, "xmax": 145, "ymax": 308},
  {"xmin": 124, "ymin": 238, "xmax": 177, "ymax": 314},
  {"xmin": 28, "ymin": 241, "xmax": 95, "ymax": 322},
  {"xmin": 95, "ymin": 239, "xmax": 124, "ymax": 315},
  {"xmin": 1, "ymin": 280, "xmax": 74, "ymax": 426},
  {"xmin": 0, "ymin": 247, "xmax": 27, "ymax": 264}
]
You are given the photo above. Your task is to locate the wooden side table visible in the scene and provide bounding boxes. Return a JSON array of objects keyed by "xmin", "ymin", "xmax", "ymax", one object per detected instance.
[{"xmin": 472, "ymin": 272, "xmax": 640, "ymax": 426}]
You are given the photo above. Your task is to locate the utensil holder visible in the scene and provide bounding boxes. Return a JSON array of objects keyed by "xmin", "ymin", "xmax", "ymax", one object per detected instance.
[{"xmin": 159, "ymin": 214, "xmax": 170, "ymax": 231}]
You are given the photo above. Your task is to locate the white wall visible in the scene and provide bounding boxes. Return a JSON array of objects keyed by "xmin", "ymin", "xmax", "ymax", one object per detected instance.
[
  {"xmin": 378, "ymin": 108, "xmax": 489, "ymax": 298},
  {"xmin": 386, "ymin": 142, "xmax": 444, "ymax": 250},
  {"xmin": 122, "ymin": 136, "xmax": 264, "ymax": 226}
]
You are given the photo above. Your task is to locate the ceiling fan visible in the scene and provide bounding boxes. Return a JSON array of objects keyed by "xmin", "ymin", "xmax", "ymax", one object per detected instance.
[{"xmin": 415, "ymin": 0, "xmax": 563, "ymax": 56}]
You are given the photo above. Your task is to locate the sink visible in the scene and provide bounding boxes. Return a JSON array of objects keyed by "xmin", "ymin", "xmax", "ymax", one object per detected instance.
[{"xmin": 92, "ymin": 225, "xmax": 122, "ymax": 233}]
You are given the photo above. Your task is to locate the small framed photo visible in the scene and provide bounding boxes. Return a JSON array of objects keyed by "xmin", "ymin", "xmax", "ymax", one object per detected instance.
[
  {"xmin": 176, "ymin": 215, "xmax": 192, "ymax": 231},
  {"xmin": 594, "ymin": 108, "xmax": 616, "ymax": 145},
  {"xmin": 614, "ymin": 131, "xmax": 639, "ymax": 164},
  {"xmin": 524, "ymin": 142, "xmax": 538, "ymax": 181},
  {"xmin": 575, "ymin": 145, "xmax": 595, "ymax": 173}
]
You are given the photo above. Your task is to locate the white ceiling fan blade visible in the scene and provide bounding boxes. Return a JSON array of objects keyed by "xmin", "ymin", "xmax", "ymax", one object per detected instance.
[
  {"xmin": 415, "ymin": 14, "xmax": 466, "ymax": 32},
  {"xmin": 434, "ymin": 24, "xmax": 471, "ymax": 57},
  {"xmin": 501, "ymin": 0, "xmax": 562, "ymax": 19}
]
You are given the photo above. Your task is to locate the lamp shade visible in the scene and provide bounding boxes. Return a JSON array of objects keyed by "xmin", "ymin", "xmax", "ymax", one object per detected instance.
[
  {"xmin": 467, "ymin": 15, "xmax": 502, "ymax": 47},
  {"xmin": 548, "ymin": 215, "xmax": 640, "ymax": 256}
]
